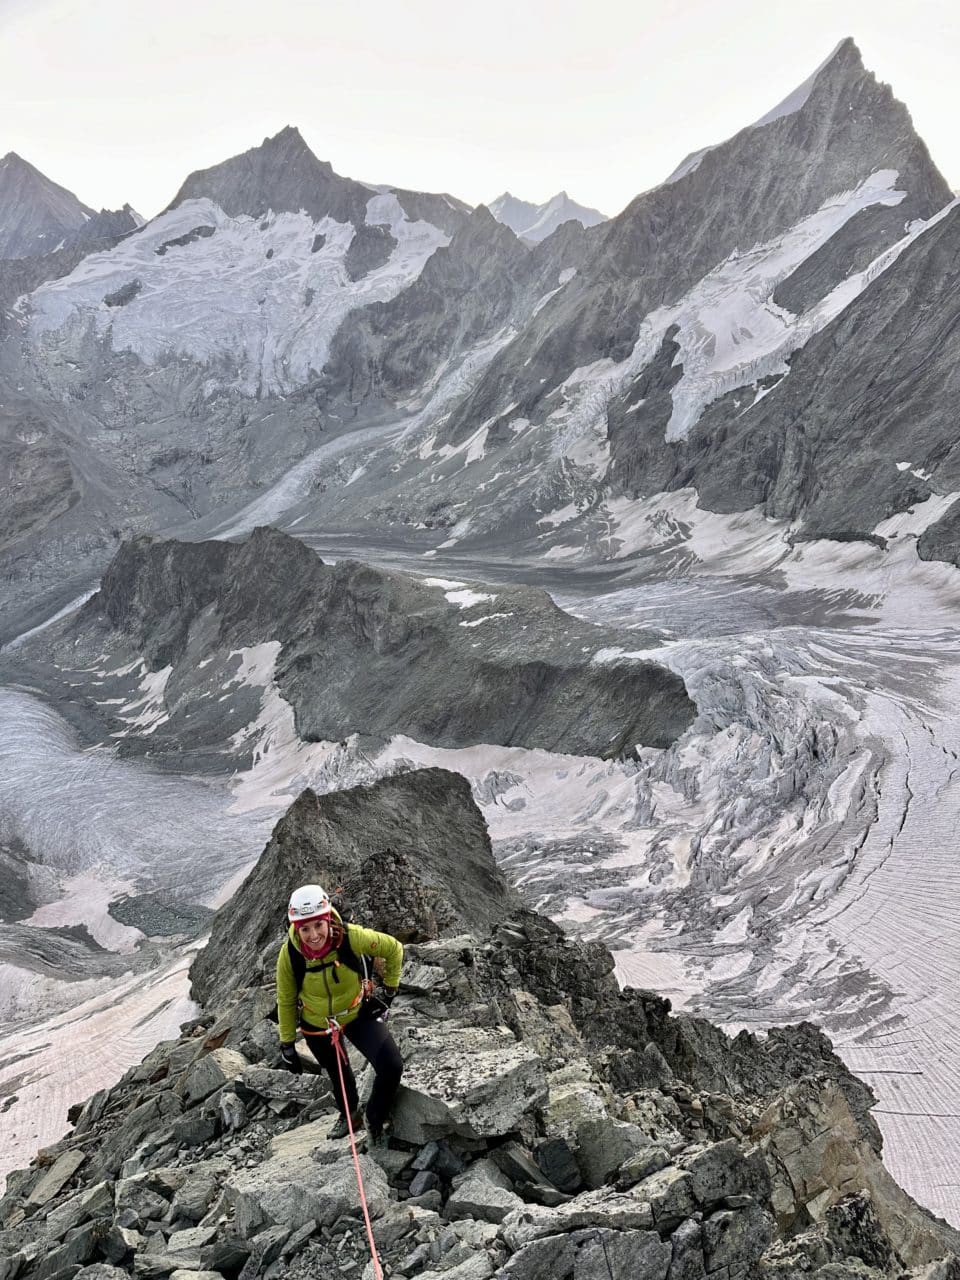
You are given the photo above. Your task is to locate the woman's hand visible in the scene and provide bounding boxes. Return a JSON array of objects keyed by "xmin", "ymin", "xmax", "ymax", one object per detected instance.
[{"xmin": 279, "ymin": 1042, "xmax": 303, "ymax": 1075}]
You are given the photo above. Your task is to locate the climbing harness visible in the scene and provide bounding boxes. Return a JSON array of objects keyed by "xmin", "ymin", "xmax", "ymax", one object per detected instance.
[
  {"xmin": 297, "ymin": 981, "xmax": 371, "ymax": 1034},
  {"xmin": 328, "ymin": 1017, "xmax": 384, "ymax": 1280}
]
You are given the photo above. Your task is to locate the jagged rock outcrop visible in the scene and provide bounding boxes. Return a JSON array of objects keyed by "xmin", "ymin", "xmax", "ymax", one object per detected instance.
[
  {"xmin": 190, "ymin": 767, "xmax": 515, "ymax": 1008},
  {"xmin": 57, "ymin": 526, "xmax": 695, "ymax": 759},
  {"xmin": 2, "ymin": 769, "xmax": 958, "ymax": 1280}
]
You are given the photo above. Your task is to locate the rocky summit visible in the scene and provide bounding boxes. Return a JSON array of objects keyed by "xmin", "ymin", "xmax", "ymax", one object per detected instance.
[{"xmin": 1, "ymin": 768, "xmax": 958, "ymax": 1280}]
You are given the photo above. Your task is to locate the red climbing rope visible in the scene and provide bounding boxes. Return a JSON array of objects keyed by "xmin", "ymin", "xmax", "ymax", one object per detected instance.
[{"xmin": 330, "ymin": 1020, "xmax": 384, "ymax": 1280}]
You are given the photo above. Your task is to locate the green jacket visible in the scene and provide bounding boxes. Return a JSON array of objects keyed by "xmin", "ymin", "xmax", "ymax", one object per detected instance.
[{"xmin": 276, "ymin": 915, "xmax": 403, "ymax": 1043}]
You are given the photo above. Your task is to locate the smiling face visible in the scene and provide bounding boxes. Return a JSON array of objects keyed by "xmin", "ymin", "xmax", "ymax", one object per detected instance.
[{"xmin": 297, "ymin": 916, "xmax": 331, "ymax": 949}]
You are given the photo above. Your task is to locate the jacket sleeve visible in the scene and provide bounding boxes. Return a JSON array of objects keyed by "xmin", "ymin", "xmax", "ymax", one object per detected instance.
[
  {"xmin": 348, "ymin": 925, "xmax": 403, "ymax": 989},
  {"xmin": 275, "ymin": 942, "xmax": 299, "ymax": 1043}
]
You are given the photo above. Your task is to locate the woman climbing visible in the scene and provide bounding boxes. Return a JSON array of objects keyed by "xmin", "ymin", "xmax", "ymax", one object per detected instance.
[{"xmin": 276, "ymin": 883, "xmax": 404, "ymax": 1146}]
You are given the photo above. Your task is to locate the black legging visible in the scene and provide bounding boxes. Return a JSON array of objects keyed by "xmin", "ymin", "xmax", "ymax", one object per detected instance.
[{"xmin": 302, "ymin": 1009, "xmax": 403, "ymax": 1130}]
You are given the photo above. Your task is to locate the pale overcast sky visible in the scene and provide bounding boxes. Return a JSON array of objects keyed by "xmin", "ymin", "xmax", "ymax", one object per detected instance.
[{"xmin": 1, "ymin": 0, "xmax": 957, "ymax": 221}]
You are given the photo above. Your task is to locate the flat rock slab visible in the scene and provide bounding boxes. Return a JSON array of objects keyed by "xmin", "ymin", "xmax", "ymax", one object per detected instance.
[
  {"xmin": 393, "ymin": 1024, "xmax": 546, "ymax": 1142},
  {"xmin": 178, "ymin": 1048, "xmax": 248, "ymax": 1107},
  {"xmin": 267, "ymin": 1118, "xmax": 335, "ymax": 1160},
  {"xmin": 236, "ymin": 1065, "xmax": 328, "ymax": 1104},
  {"xmin": 576, "ymin": 1115, "xmax": 650, "ymax": 1189},
  {"xmin": 227, "ymin": 1152, "xmax": 389, "ymax": 1229},
  {"xmin": 501, "ymin": 1186, "xmax": 656, "ymax": 1249},
  {"xmin": 26, "ymin": 1150, "xmax": 86, "ymax": 1207},
  {"xmin": 44, "ymin": 1179, "xmax": 113, "ymax": 1239}
]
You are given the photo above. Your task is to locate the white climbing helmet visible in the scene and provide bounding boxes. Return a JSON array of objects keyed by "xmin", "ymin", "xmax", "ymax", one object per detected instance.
[{"xmin": 287, "ymin": 884, "xmax": 332, "ymax": 924}]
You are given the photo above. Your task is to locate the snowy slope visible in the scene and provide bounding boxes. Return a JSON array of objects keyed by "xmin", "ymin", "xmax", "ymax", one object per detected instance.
[
  {"xmin": 24, "ymin": 192, "xmax": 449, "ymax": 397},
  {"xmin": 527, "ymin": 169, "xmax": 942, "ymax": 469}
]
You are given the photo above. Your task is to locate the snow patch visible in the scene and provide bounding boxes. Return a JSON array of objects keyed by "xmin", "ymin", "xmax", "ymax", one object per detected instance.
[
  {"xmin": 27, "ymin": 872, "xmax": 143, "ymax": 952},
  {"xmin": 592, "ymin": 646, "xmax": 655, "ymax": 664},
  {"xmin": 445, "ymin": 588, "xmax": 497, "ymax": 609},
  {"xmin": 112, "ymin": 664, "xmax": 172, "ymax": 736},
  {"xmin": 874, "ymin": 491, "xmax": 960, "ymax": 540},
  {"xmin": 459, "ymin": 612, "xmax": 513, "ymax": 627}
]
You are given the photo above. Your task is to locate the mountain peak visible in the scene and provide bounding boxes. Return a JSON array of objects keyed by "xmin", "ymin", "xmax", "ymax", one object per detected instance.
[
  {"xmin": 1, "ymin": 151, "xmax": 50, "ymax": 181},
  {"xmin": 0, "ymin": 151, "xmax": 96, "ymax": 259},
  {"xmin": 258, "ymin": 124, "xmax": 315, "ymax": 159},
  {"xmin": 168, "ymin": 126, "xmax": 373, "ymax": 226},
  {"xmin": 751, "ymin": 36, "xmax": 864, "ymax": 131},
  {"xmin": 663, "ymin": 36, "xmax": 915, "ymax": 187},
  {"xmin": 266, "ymin": 123, "xmax": 305, "ymax": 143},
  {"xmin": 488, "ymin": 189, "xmax": 607, "ymax": 242}
]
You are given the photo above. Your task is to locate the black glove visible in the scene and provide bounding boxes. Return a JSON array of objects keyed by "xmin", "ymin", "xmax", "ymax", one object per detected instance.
[
  {"xmin": 376, "ymin": 988, "xmax": 397, "ymax": 1021},
  {"xmin": 279, "ymin": 1043, "xmax": 303, "ymax": 1075}
]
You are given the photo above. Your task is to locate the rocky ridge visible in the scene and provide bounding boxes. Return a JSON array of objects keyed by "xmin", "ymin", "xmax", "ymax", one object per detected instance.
[
  {"xmin": 29, "ymin": 526, "xmax": 695, "ymax": 760},
  {"xmin": 319, "ymin": 207, "xmax": 593, "ymax": 409},
  {"xmin": 168, "ymin": 127, "xmax": 469, "ymax": 237},
  {"xmin": 1, "ymin": 767, "xmax": 958, "ymax": 1280}
]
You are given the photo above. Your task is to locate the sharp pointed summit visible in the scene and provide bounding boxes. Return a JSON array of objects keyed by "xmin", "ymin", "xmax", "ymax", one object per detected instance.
[
  {"xmin": 0, "ymin": 151, "xmax": 95, "ymax": 259},
  {"xmin": 168, "ymin": 125, "xmax": 376, "ymax": 226}
]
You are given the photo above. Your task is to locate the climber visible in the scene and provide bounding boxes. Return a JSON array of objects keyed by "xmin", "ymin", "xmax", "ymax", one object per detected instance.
[{"xmin": 276, "ymin": 883, "xmax": 404, "ymax": 1147}]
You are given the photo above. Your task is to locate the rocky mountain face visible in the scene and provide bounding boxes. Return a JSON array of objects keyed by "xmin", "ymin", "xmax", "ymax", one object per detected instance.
[
  {"xmin": 1, "ymin": 767, "xmax": 958, "ymax": 1280},
  {"xmin": 320, "ymin": 206, "xmax": 593, "ymax": 408},
  {"xmin": 0, "ymin": 152, "xmax": 94, "ymax": 259},
  {"xmin": 647, "ymin": 201, "xmax": 960, "ymax": 540},
  {"xmin": 169, "ymin": 126, "xmax": 469, "ymax": 237},
  {"xmin": 442, "ymin": 37, "xmax": 949, "ymax": 447},
  {"xmin": 6, "ymin": 39, "xmax": 960, "ymax": 631},
  {"xmin": 406, "ymin": 39, "xmax": 953, "ymax": 536},
  {"xmin": 35, "ymin": 526, "xmax": 694, "ymax": 760},
  {"xmin": 488, "ymin": 191, "xmax": 608, "ymax": 241}
]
